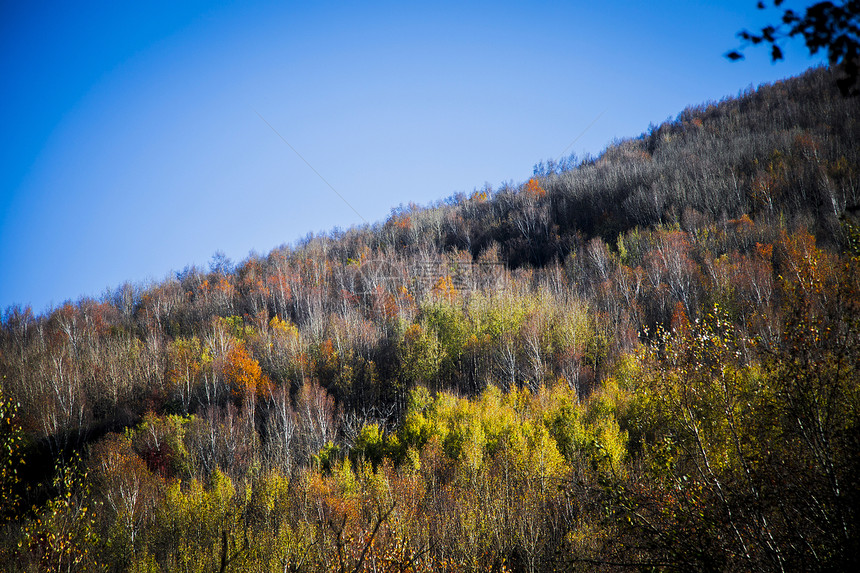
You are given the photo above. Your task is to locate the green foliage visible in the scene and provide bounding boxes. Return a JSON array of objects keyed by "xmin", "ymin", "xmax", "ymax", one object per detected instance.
[
  {"xmin": 217, "ymin": 315, "xmax": 247, "ymax": 339},
  {"xmin": 351, "ymin": 423, "xmax": 386, "ymax": 468},
  {"xmin": 21, "ymin": 455, "xmax": 99, "ymax": 572},
  {"xmin": 151, "ymin": 469, "xmax": 238, "ymax": 572},
  {"xmin": 397, "ymin": 322, "xmax": 444, "ymax": 389},
  {"xmin": 418, "ymin": 299, "xmax": 471, "ymax": 385},
  {"xmin": 0, "ymin": 388, "xmax": 24, "ymax": 522},
  {"xmin": 400, "ymin": 390, "xmax": 434, "ymax": 452},
  {"xmin": 129, "ymin": 412, "xmax": 193, "ymax": 479},
  {"xmin": 314, "ymin": 441, "xmax": 341, "ymax": 474},
  {"xmin": 608, "ymin": 279, "xmax": 860, "ymax": 570},
  {"xmin": 844, "ymin": 215, "xmax": 860, "ymax": 258}
]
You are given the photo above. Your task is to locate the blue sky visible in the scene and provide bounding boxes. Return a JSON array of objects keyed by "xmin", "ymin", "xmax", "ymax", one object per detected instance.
[{"xmin": 1, "ymin": 0, "xmax": 824, "ymax": 313}]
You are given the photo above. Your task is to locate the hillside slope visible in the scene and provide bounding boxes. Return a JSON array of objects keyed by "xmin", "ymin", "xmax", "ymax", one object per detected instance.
[{"xmin": 1, "ymin": 65, "xmax": 858, "ymax": 571}]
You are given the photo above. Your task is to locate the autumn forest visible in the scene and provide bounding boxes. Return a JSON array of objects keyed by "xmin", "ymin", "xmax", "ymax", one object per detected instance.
[{"xmin": 1, "ymin": 66, "xmax": 859, "ymax": 571}]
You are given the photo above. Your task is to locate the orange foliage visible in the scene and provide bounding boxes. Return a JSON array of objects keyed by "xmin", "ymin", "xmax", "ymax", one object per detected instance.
[
  {"xmin": 305, "ymin": 470, "xmax": 361, "ymax": 525},
  {"xmin": 525, "ymin": 178, "xmax": 546, "ymax": 198},
  {"xmin": 670, "ymin": 301, "xmax": 691, "ymax": 334},
  {"xmin": 792, "ymin": 132, "xmax": 821, "ymax": 161},
  {"xmin": 470, "ymin": 188, "xmax": 489, "ymax": 202},
  {"xmin": 756, "ymin": 242, "xmax": 773, "ymax": 261},
  {"xmin": 779, "ymin": 229, "xmax": 838, "ymax": 299},
  {"xmin": 727, "ymin": 213, "xmax": 754, "ymax": 230},
  {"xmin": 200, "ymin": 276, "xmax": 235, "ymax": 299},
  {"xmin": 370, "ymin": 285, "xmax": 399, "ymax": 322},
  {"xmin": 319, "ymin": 338, "xmax": 337, "ymax": 362},
  {"xmin": 431, "ymin": 275, "xmax": 457, "ymax": 300},
  {"xmin": 398, "ymin": 285, "xmax": 415, "ymax": 309},
  {"xmin": 224, "ymin": 342, "xmax": 268, "ymax": 400}
]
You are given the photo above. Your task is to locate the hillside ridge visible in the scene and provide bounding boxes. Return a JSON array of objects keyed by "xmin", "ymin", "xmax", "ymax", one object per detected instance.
[{"xmin": 1, "ymin": 65, "xmax": 858, "ymax": 571}]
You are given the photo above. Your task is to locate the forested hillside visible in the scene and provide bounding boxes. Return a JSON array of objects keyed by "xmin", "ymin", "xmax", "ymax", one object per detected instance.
[{"xmin": 2, "ymin": 65, "xmax": 859, "ymax": 571}]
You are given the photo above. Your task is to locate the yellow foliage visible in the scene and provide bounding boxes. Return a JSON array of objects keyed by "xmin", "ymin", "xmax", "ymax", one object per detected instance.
[{"xmin": 269, "ymin": 315, "xmax": 299, "ymax": 339}]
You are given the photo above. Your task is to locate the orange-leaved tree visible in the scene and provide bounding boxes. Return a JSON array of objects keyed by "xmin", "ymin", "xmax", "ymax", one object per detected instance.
[{"xmin": 223, "ymin": 341, "xmax": 269, "ymax": 405}]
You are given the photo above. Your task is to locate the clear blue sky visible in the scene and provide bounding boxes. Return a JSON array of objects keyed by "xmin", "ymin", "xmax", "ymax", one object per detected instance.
[{"xmin": 1, "ymin": 0, "xmax": 823, "ymax": 313}]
